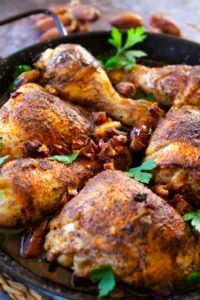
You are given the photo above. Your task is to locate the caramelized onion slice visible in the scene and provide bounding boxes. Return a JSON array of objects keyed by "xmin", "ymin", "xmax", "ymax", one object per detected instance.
[{"xmin": 20, "ymin": 219, "xmax": 49, "ymax": 258}]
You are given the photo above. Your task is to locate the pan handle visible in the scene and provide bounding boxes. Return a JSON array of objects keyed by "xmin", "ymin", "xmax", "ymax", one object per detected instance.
[{"xmin": 0, "ymin": 9, "xmax": 67, "ymax": 37}]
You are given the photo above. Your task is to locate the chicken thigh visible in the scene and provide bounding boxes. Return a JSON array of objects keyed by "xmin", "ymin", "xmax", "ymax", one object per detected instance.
[
  {"xmin": 0, "ymin": 157, "xmax": 99, "ymax": 227},
  {"xmin": 145, "ymin": 104, "xmax": 200, "ymax": 206},
  {"xmin": 45, "ymin": 170, "xmax": 200, "ymax": 296}
]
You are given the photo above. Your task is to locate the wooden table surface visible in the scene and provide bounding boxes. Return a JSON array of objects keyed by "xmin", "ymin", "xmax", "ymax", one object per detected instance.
[
  {"xmin": 0, "ymin": 0, "xmax": 200, "ymax": 58},
  {"xmin": 0, "ymin": 0, "xmax": 200, "ymax": 299}
]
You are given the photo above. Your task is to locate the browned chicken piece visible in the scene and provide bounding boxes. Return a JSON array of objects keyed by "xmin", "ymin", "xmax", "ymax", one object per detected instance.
[
  {"xmin": 0, "ymin": 157, "xmax": 99, "ymax": 227},
  {"xmin": 45, "ymin": 170, "xmax": 200, "ymax": 296},
  {"xmin": 35, "ymin": 44, "xmax": 162, "ymax": 128},
  {"xmin": 0, "ymin": 83, "xmax": 131, "ymax": 165},
  {"xmin": 145, "ymin": 104, "xmax": 200, "ymax": 206},
  {"xmin": 0, "ymin": 83, "xmax": 91, "ymax": 158},
  {"xmin": 107, "ymin": 64, "xmax": 200, "ymax": 107}
]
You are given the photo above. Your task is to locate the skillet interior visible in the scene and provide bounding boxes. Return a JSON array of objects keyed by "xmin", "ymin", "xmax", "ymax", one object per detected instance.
[{"xmin": 0, "ymin": 31, "xmax": 200, "ymax": 299}]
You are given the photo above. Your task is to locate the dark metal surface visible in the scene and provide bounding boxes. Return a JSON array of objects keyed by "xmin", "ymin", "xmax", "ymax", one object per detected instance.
[{"xmin": 0, "ymin": 30, "xmax": 200, "ymax": 300}]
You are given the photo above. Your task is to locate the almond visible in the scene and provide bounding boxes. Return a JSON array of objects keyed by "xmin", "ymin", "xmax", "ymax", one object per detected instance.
[
  {"xmin": 72, "ymin": 4, "xmax": 100, "ymax": 22},
  {"xmin": 48, "ymin": 5, "xmax": 69, "ymax": 15},
  {"xmin": 39, "ymin": 21, "xmax": 78, "ymax": 42},
  {"xmin": 150, "ymin": 15, "xmax": 181, "ymax": 37},
  {"xmin": 109, "ymin": 12, "xmax": 143, "ymax": 29},
  {"xmin": 115, "ymin": 82, "xmax": 136, "ymax": 98},
  {"xmin": 36, "ymin": 12, "xmax": 72, "ymax": 32},
  {"xmin": 148, "ymin": 26, "xmax": 162, "ymax": 34},
  {"xmin": 39, "ymin": 27, "xmax": 60, "ymax": 42},
  {"xmin": 77, "ymin": 22, "xmax": 89, "ymax": 32}
]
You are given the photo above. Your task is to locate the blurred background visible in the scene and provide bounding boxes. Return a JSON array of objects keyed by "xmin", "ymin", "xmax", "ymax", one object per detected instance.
[{"xmin": 0, "ymin": 0, "xmax": 200, "ymax": 58}]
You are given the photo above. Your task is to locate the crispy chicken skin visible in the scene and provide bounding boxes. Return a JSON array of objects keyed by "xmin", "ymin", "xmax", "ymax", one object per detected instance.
[
  {"xmin": 0, "ymin": 83, "xmax": 128, "ymax": 161},
  {"xmin": 35, "ymin": 44, "xmax": 162, "ymax": 128},
  {"xmin": 107, "ymin": 64, "xmax": 200, "ymax": 107},
  {"xmin": 145, "ymin": 105, "xmax": 200, "ymax": 206},
  {"xmin": 0, "ymin": 83, "xmax": 92, "ymax": 158},
  {"xmin": 0, "ymin": 158, "xmax": 98, "ymax": 227},
  {"xmin": 45, "ymin": 170, "xmax": 200, "ymax": 295}
]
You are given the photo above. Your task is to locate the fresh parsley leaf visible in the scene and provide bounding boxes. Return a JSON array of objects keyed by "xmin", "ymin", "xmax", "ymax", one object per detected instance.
[
  {"xmin": 122, "ymin": 27, "xmax": 146, "ymax": 52},
  {"xmin": 8, "ymin": 65, "xmax": 32, "ymax": 93},
  {"xmin": 0, "ymin": 233, "xmax": 5, "ymax": 246},
  {"xmin": 108, "ymin": 27, "xmax": 122, "ymax": 51},
  {"xmin": 147, "ymin": 93, "xmax": 155, "ymax": 102},
  {"xmin": 7, "ymin": 233, "xmax": 21, "ymax": 241},
  {"xmin": 135, "ymin": 90, "xmax": 155, "ymax": 102},
  {"xmin": 90, "ymin": 265, "xmax": 116, "ymax": 299},
  {"xmin": 105, "ymin": 56, "xmax": 132, "ymax": 70},
  {"xmin": 48, "ymin": 152, "xmax": 79, "ymax": 165},
  {"xmin": 124, "ymin": 62, "xmax": 136, "ymax": 71},
  {"xmin": 135, "ymin": 89, "xmax": 146, "ymax": 99},
  {"xmin": 186, "ymin": 272, "xmax": 200, "ymax": 289},
  {"xmin": 0, "ymin": 155, "xmax": 9, "ymax": 166},
  {"xmin": 183, "ymin": 210, "xmax": 200, "ymax": 232},
  {"xmin": 14, "ymin": 65, "xmax": 32, "ymax": 75},
  {"xmin": 124, "ymin": 50, "xmax": 147, "ymax": 59},
  {"xmin": 125, "ymin": 160, "xmax": 157, "ymax": 184},
  {"xmin": 97, "ymin": 50, "xmax": 116, "ymax": 67},
  {"xmin": 102, "ymin": 27, "xmax": 147, "ymax": 71}
]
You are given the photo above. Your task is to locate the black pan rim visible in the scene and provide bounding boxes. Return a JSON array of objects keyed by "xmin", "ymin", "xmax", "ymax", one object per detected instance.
[
  {"xmin": 3, "ymin": 30, "xmax": 200, "ymax": 62},
  {"xmin": 1, "ymin": 30, "xmax": 200, "ymax": 299}
]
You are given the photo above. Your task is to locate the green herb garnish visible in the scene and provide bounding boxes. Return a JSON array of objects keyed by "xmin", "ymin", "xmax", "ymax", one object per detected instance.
[
  {"xmin": 0, "ymin": 155, "xmax": 9, "ymax": 166},
  {"xmin": 146, "ymin": 93, "xmax": 155, "ymax": 102},
  {"xmin": 7, "ymin": 233, "xmax": 21, "ymax": 241},
  {"xmin": 48, "ymin": 152, "xmax": 79, "ymax": 165},
  {"xmin": 183, "ymin": 210, "xmax": 200, "ymax": 232},
  {"xmin": 90, "ymin": 265, "xmax": 116, "ymax": 299},
  {"xmin": 135, "ymin": 90, "xmax": 155, "ymax": 102},
  {"xmin": 101, "ymin": 27, "xmax": 147, "ymax": 71},
  {"xmin": 186, "ymin": 272, "xmax": 200, "ymax": 289},
  {"xmin": 8, "ymin": 65, "xmax": 32, "ymax": 93},
  {"xmin": 125, "ymin": 160, "xmax": 156, "ymax": 184}
]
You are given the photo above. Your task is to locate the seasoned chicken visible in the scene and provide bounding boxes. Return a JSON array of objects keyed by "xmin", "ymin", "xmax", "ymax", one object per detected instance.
[
  {"xmin": 107, "ymin": 64, "xmax": 200, "ymax": 107},
  {"xmin": 0, "ymin": 83, "xmax": 91, "ymax": 158},
  {"xmin": 35, "ymin": 44, "xmax": 162, "ymax": 129},
  {"xmin": 0, "ymin": 83, "xmax": 130, "ymax": 164},
  {"xmin": 108, "ymin": 64, "xmax": 200, "ymax": 203},
  {"xmin": 45, "ymin": 170, "xmax": 200, "ymax": 296},
  {"xmin": 145, "ymin": 104, "xmax": 200, "ymax": 206},
  {"xmin": 0, "ymin": 157, "xmax": 99, "ymax": 227}
]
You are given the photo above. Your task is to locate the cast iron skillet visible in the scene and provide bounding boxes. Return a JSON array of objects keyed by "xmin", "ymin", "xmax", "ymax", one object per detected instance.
[{"xmin": 0, "ymin": 9, "xmax": 200, "ymax": 300}]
